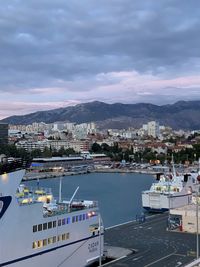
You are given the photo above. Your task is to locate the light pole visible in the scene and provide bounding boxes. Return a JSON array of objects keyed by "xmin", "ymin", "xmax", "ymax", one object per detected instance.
[
  {"xmin": 196, "ymin": 190, "xmax": 199, "ymax": 259},
  {"xmin": 99, "ymin": 215, "xmax": 102, "ymax": 266}
]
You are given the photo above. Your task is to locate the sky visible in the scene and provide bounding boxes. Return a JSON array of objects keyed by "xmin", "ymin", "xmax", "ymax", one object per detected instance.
[{"xmin": 0, "ymin": 0, "xmax": 200, "ymax": 119}]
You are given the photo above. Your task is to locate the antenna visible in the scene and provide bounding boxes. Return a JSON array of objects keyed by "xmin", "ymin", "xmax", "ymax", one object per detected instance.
[
  {"xmin": 59, "ymin": 176, "xmax": 62, "ymax": 203},
  {"xmin": 68, "ymin": 186, "xmax": 79, "ymax": 212}
]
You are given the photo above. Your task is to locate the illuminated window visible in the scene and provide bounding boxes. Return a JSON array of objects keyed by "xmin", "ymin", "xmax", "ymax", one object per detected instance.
[
  {"xmin": 33, "ymin": 225, "xmax": 37, "ymax": 232},
  {"xmin": 43, "ymin": 223, "xmax": 47, "ymax": 230},
  {"xmin": 43, "ymin": 239, "xmax": 47, "ymax": 246},
  {"xmin": 37, "ymin": 240, "xmax": 43, "ymax": 248},
  {"xmin": 32, "ymin": 241, "xmax": 37, "ymax": 249},
  {"xmin": 62, "ymin": 234, "xmax": 66, "ymax": 241},
  {"xmin": 53, "ymin": 221, "xmax": 56, "ymax": 228},
  {"xmin": 48, "ymin": 237, "xmax": 53, "ymax": 244}
]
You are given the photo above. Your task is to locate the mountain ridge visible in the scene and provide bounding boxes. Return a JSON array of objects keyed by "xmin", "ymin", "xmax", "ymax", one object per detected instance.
[{"xmin": 1, "ymin": 100, "xmax": 200, "ymax": 130}]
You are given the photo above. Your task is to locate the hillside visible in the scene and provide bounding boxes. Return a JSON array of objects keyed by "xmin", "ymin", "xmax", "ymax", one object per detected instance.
[{"xmin": 1, "ymin": 100, "xmax": 200, "ymax": 130}]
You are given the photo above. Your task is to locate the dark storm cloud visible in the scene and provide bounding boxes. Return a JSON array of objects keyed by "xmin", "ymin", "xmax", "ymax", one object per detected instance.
[{"xmin": 0, "ymin": 0, "xmax": 200, "ymax": 92}]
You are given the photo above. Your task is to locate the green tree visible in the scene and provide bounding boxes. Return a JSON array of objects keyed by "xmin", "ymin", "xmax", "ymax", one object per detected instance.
[{"xmin": 91, "ymin": 143, "xmax": 102, "ymax": 153}]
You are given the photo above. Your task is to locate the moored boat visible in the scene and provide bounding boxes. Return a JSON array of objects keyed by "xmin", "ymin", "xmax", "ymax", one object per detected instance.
[{"xmin": 0, "ymin": 159, "xmax": 104, "ymax": 267}]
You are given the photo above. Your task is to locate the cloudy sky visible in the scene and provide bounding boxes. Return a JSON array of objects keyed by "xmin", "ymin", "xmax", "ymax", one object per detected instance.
[{"xmin": 0, "ymin": 0, "xmax": 200, "ymax": 118}]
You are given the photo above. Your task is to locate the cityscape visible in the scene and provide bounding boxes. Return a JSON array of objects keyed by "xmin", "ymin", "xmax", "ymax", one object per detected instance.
[{"xmin": 1, "ymin": 0, "xmax": 200, "ymax": 267}]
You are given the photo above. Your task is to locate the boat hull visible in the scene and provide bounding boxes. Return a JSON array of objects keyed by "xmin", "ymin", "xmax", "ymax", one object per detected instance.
[
  {"xmin": 1, "ymin": 234, "xmax": 103, "ymax": 267},
  {"xmin": 143, "ymin": 206, "xmax": 168, "ymax": 213}
]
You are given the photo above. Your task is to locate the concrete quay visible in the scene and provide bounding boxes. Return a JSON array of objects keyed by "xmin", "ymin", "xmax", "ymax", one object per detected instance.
[
  {"xmin": 103, "ymin": 213, "xmax": 197, "ymax": 267},
  {"xmin": 23, "ymin": 170, "xmax": 89, "ymax": 181}
]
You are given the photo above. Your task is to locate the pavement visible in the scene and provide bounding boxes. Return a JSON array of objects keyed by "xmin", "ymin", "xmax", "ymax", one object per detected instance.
[
  {"xmin": 104, "ymin": 246, "xmax": 133, "ymax": 259},
  {"xmin": 103, "ymin": 213, "xmax": 197, "ymax": 267}
]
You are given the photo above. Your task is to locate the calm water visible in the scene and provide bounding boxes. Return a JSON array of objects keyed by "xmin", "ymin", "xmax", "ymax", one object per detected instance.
[{"xmin": 26, "ymin": 172, "xmax": 154, "ymax": 227}]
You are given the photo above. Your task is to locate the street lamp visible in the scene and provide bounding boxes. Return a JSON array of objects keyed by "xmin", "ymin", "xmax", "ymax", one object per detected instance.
[{"xmin": 196, "ymin": 190, "xmax": 199, "ymax": 259}]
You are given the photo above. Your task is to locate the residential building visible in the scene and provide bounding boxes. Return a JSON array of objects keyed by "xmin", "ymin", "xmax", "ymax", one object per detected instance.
[{"xmin": 147, "ymin": 121, "xmax": 160, "ymax": 138}]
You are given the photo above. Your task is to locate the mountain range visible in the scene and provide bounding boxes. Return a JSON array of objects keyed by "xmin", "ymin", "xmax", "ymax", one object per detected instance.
[{"xmin": 1, "ymin": 100, "xmax": 200, "ymax": 130}]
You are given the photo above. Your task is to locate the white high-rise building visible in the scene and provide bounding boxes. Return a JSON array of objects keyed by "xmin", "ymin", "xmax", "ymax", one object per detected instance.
[{"xmin": 147, "ymin": 121, "xmax": 160, "ymax": 138}]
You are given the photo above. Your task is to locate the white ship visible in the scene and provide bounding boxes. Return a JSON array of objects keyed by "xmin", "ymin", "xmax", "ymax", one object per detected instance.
[
  {"xmin": 142, "ymin": 165, "xmax": 199, "ymax": 213},
  {"xmin": 0, "ymin": 162, "xmax": 104, "ymax": 267}
]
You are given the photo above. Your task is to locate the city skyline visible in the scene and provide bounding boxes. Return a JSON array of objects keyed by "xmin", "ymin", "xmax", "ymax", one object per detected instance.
[{"xmin": 0, "ymin": 0, "xmax": 200, "ymax": 119}]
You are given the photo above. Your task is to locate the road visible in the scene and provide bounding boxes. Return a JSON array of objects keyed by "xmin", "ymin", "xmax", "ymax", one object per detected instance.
[{"xmin": 104, "ymin": 213, "xmax": 196, "ymax": 267}]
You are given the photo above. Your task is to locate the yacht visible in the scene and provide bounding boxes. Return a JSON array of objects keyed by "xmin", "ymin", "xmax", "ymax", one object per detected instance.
[{"xmin": 0, "ymin": 160, "xmax": 104, "ymax": 267}]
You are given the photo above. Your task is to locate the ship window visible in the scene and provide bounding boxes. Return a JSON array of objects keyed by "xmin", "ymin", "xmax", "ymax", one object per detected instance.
[
  {"xmin": 66, "ymin": 232, "xmax": 70, "ymax": 239},
  {"xmin": 79, "ymin": 214, "xmax": 82, "ymax": 221},
  {"xmin": 67, "ymin": 217, "xmax": 70, "ymax": 224},
  {"xmin": 62, "ymin": 218, "xmax": 66, "ymax": 225},
  {"xmin": 57, "ymin": 235, "xmax": 61, "ymax": 242},
  {"xmin": 82, "ymin": 214, "xmax": 85, "ymax": 220},
  {"xmin": 58, "ymin": 219, "xmax": 61, "ymax": 226},
  {"xmin": 32, "ymin": 241, "xmax": 37, "ymax": 249},
  {"xmin": 43, "ymin": 239, "xmax": 47, "ymax": 246},
  {"xmin": 38, "ymin": 224, "xmax": 42, "ymax": 231},
  {"xmin": 72, "ymin": 216, "xmax": 75, "ymax": 223},
  {"xmin": 33, "ymin": 225, "xmax": 37, "ymax": 232},
  {"xmin": 53, "ymin": 236, "xmax": 57, "ymax": 243},
  {"xmin": 37, "ymin": 240, "xmax": 43, "ymax": 248},
  {"xmin": 75, "ymin": 216, "xmax": 78, "ymax": 222},
  {"xmin": 53, "ymin": 221, "xmax": 56, "ymax": 228},
  {"xmin": 86, "ymin": 213, "xmax": 89, "ymax": 220},
  {"xmin": 48, "ymin": 237, "xmax": 53, "ymax": 244},
  {"xmin": 48, "ymin": 221, "xmax": 52, "ymax": 229},
  {"xmin": 43, "ymin": 223, "xmax": 47, "ymax": 230},
  {"xmin": 62, "ymin": 233, "xmax": 66, "ymax": 240}
]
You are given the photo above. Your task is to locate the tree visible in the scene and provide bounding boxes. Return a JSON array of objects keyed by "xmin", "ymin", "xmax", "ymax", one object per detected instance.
[{"xmin": 91, "ymin": 143, "xmax": 102, "ymax": 153}]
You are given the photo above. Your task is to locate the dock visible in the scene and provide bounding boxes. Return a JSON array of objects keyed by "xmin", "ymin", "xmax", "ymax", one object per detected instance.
[{"xmin": 103, "ymin": 213, "xmax": 197, "ymax": 267}]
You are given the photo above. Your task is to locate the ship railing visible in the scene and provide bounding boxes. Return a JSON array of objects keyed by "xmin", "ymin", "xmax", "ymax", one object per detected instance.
[
  {"xmin": 43, "ymin": 199, "xmax": 98, "ymax": 217},
  {"xmin": 16, "ymin": 186, "xmax": 53, "ymax": 206},
  {"xmin": 61, "ymin": 198, "xmax": 98, "ymax": 208},
  {"xmin": 28, "ymin": 186, "xmax": 52, "ymax": 195}
]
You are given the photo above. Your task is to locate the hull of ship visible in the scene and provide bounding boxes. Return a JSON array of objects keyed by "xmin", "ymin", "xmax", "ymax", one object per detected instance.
[
  {"xmin": 0, "ymin": 169, "xmax": 104, "ymax": 267},
  {"xmin": 142, "ymin": 206, "xmax": 168, "ymax": 213},
  {"xmin": 142, "ymin": 192, "xmax": 192, "ymax": 213},
  {"xmin": 1, "ymin": 235, "xmax": 103, "ymax": 267}
]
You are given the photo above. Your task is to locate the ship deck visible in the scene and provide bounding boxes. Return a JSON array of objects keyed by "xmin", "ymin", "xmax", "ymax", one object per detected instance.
[{"xmin": 16, "ymin": 186, "xmax": 98, "ymax": 217}]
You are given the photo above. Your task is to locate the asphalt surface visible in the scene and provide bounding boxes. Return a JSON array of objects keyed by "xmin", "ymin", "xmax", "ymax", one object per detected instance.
[{"xmin": 104, "ymin": 213, "xmax": 197, "ymax": 267}]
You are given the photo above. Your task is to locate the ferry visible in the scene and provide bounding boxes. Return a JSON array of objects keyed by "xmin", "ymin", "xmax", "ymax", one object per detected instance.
[
  {"xmin": 142, "ymin": 161, "xmax": 199, "ymax": 212},
  {"xmin": 0, "ymin": 159, "xmax": 104, "ymax": 267}
]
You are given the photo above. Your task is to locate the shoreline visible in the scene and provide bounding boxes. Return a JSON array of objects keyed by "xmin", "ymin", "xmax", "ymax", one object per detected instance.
[{"xmin": 23, "ymin": 168, "xmax": 156, "ymax": 181}]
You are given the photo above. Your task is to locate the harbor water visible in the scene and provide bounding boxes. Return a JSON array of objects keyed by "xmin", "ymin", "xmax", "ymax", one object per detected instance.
[{"xmin": 26, "ymin": 172, "xmax": 154, "ymax": 227}]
